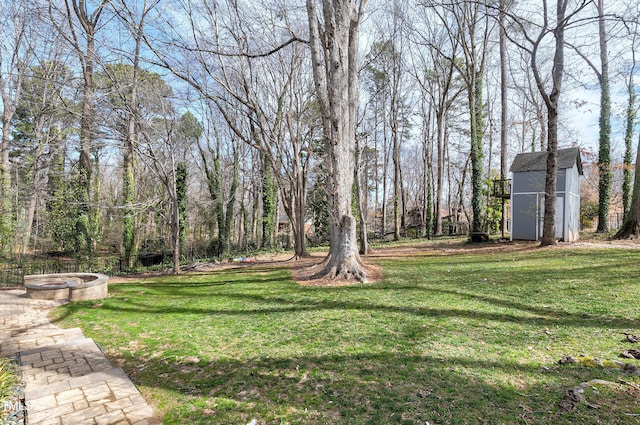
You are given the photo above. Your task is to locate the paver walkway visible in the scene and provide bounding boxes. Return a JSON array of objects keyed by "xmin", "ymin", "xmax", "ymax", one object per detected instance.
[{"xmin": 0, "ymin": 289, "xmax": 161, "ymax": 425}]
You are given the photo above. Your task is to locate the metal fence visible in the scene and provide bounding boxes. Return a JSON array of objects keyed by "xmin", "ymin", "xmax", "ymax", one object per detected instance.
[{"xmin": 0, "ymin": 257, "xmax": 124, "ymax": 288}]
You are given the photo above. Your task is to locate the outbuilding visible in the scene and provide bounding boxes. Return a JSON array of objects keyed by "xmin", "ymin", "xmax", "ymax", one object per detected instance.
[{"xmin": 510, "ymin": 147, "xmax": 583, "ymax": 242}]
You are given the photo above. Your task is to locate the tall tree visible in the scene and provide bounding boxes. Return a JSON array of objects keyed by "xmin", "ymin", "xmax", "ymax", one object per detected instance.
[
  {"xmin": 0, "ymin": 0, "xmax": 35, "ymax": 255},
  {"xmin": 198, "ymin": 115, "xmax": 238, "ymax": 260},
  {"xmin": 621, "ymin": 17, "xmax": 638, "ymax": 221},
  {"xmin": 145, "ymin": 0, "xmax": 314, "ymax": 259},
  {"xmin": 427, "ymin": 0, "xmax": 490, "ymax": 234},
  {"xmin": 408, "ymin": 10, "xmax": 465, "ymax": 236},
  {"xmin": 12, "ymin": 59, "xmax": 71, "ymax": 254},
  {"xmin": 107, "ymin": 0, "xmax": 159, "ymax": 268},
  {"xmin": 260, "ymin": 151, "xmax": 277, "ymax": 250},
  {"xmin": 499, "ymin": 0, "xmax": 510, "ymax": 238},
  {"xmin": 614, "ymin": 133, "xmax": 640, "ymax": 239},
  {"xmin": 568, "ymin": 0, "xmax": 611, "ymax": 232},
  {"xmin": 51, "ymin": 0, "xmax": 110, "ymax": 256},
  {"xmin": 307, "ymin": 0, "xmax": 369, "ymax": 281},
  {"xmin": 506, "ymin": 0, "xmax": 589, "ymax": 246}
]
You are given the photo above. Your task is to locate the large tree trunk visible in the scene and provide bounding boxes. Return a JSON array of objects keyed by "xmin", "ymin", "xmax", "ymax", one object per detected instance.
[
  {"xmin": 596, "ymin": 0, "xmax": 611, "ymax": 232},
  {"xmin": 122, "ymin": 66, "xmax": 138, "ymax": 270},
  {"xmin": 622, "ymin": 73, "xmax": 635, "ymax": 221},
  {"xmin": 469, "ymin": 73, "xmax": 484, "ymax": 234},
  {"xmin": 499, "ymin": 0, "xmax": 508, "ymax": 239},
  {"xmin": 420, "ymin": 100, "xmax": 432, "ymax": 238},
  {"xmin": 63, "ymin": 0, "xmax": 110, "ymax": 257},
  {"xmin": 392, "ymin": 122, "xmax": 401, "ymax": 241},
  {"xmin": 355, "ymin": 136, "xmax": 370, "ymax": 255},
  {"xmin": 260, "ymin": 151, "xmax": 277, "ymax": 249},
  {"xmin": 293, "ymin": 188, "xmax": 309, "ymax": 259},
  {"xmin": 434, "ymin": 111, "xmax": 444, "ymax": 236},
  {"xmin": 540, "ymin": 105, "xmax": 559, "ymax": 246},
  {"xmin": 614, "ymin": 133, "xmax": 640, "ymax": 239},
  {"xmin": 307, "ymin": 0, "xmax": 368, "ymax": 282},
  {"xmin": 536, "ymin": 1, "xmax": 573, "ymax": 247}
]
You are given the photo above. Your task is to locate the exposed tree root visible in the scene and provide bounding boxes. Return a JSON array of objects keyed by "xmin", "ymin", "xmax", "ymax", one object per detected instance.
[
  {"xmin": 612, "ymin": 221, "xmax": 640, "ymax": 240},
  {"xmin": 311, "ymin": 263, "xmax": 367, "ymax": 283},
  {"xmin": 292, "ymin": 254, "xmax": 382, "ymax": 287}
]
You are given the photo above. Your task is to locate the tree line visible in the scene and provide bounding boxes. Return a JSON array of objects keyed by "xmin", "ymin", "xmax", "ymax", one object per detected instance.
[{"xmin": 1, "ymin": 0, "xmax": 639, "ymax": 280}]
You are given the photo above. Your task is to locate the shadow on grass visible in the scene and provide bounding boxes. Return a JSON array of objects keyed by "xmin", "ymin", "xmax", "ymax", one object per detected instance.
[
  {"xmin": 47, "ymin": 248, "xmax": 640, "ymax": 424},
  {"xmin": 122, "ymin": 348, "xmax": 637, "ymax": 425},
  {"xmin": 51, "ymin": 282, "xmax": 639, "ymax": 331}
]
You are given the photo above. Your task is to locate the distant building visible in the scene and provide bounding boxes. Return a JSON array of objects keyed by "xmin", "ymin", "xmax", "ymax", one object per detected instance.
[{"xmin": 510, "ymin": 147, "xmax": 583, "ymax": 242}]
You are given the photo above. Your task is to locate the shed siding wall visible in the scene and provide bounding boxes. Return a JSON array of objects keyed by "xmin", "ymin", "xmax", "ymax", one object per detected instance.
[
  {"xmin": 512, "ymin": 171, "xmax": 545, "ymax": 193},
  {"xmin": 510, "ymin": 151, "xmax": 581, "ymax": 242}
]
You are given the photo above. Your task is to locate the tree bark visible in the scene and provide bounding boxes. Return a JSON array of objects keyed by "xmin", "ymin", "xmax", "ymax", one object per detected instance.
[
  {"xmin": 307, "ymin": 0, "xmax": 368, "ymax": 282},
  {"xmin": 62, "ymin": 0, "xmax": 110, "ymax": 256},
  {"xmin": 0, "ymin": 1, "xmax": 32, "ymax": 254},
  {"xmin": 596, "ymin": 0, "xmax": 611, "ymax": 232},
  {"xmin": 355, "ymin": 135, "xmax": 370, "ymax": 255},
  {"xmin": 499, "ymin": 0, "xmax": 508, "ymax": 239},
  {"xmin": 622, "ymin": 59, "xmax": 636, "ymax": 221},
  {"xmin": 122, "ymin": 39, "xmax": 140, "ymax": 270},
  {"xmin": 614, "ymin": 132, "xmax": 640, "ymax": 239}
]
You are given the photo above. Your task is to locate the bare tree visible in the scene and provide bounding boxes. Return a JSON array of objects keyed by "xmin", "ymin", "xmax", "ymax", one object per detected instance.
[
  {"xmin": 144, "ymin": 0, "xmax": 314, "ymax": 260},
  {"xmin": 620, "ymin": 13, "xmax": 639, "ymax": 221},
  {"xmin": 136, "ymin": 96, "xmax": 188, "ymax": 274},
  {"xmin": 505, "ymin": 0, "xmax": 589, "ymax": 246},
  {"xmin": 614, "ymin": 133, "xmax": 640, "ymax": 238},
  {"xmin": 499, "ymin": 0, "xmax": 510, "ymax": 238},
  {"xmin": 422, "ymin": 0, "xmax": 491, "ymax": 235},
  {"xmin": 107, "ymin": 0, "xmax": 160, "ymax": 268},
  {"xmin": 566, "ymin": 0, "xmax": 611, "ymax": 232},
  {"xmin": 50, "ymin": 0, "xmax": 110, "ymax": 255},
  {"xmin": 16, "ymin": 57, "xmax": 71, "ymax": 254},
  {"xmin": 408, "ymin": 8, "xmax": 465, "ymax": 236},
  {"xmin": 307, "ymin": 0, "xmax": 369, "ymax": 281},
  {"xmin": 0, "ymin": 0, "xmax": 36, "ymax": 254}
]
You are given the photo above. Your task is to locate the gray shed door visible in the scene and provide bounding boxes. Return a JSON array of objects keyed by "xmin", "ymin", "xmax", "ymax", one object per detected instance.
[
  {"xmin": 555, "ymin": 195, "xmax": 564, "ymax": 240},
  {"xmin": 512, "ymin": 194, "xmax": 539, "ymax": 240}
]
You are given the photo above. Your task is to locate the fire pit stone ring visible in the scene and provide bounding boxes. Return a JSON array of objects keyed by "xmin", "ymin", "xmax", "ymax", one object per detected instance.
[{"xmin": 24, "ymin": 273, "xmax": 108, "ymax": 301}]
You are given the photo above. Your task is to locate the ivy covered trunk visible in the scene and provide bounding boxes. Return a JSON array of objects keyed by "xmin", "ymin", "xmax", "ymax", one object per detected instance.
[
  {"xmin": 622, "ymin": 79, "xmax": 635, "ymax": 220},
  {"xmin": 260, "ymin": 151, "xmax": 277, "ymax": 249},
  {"xmin": 614, "ymin": 134, "xmax": 640, "ymax": 239},
  {"xmin": 307, "ymin": 0, "xmax": 368, "ymax": 282},
  {"xmin": 596, "ymin": 0, "xmax": 611, "ymax": 232},
  {"xmin": 176, "ymin": 163, "xmax": 188, "ymax": 259},
  {"xmin": 122, "ymin": 148, "xmax": 136, "ymax": 269},
  {"xmin": 122, "ymin": 94, "xmax": 137, "ymax": 269},
  {"xmin": 470, "ymin": 73, "xmax": 484, "ymax": 234}
]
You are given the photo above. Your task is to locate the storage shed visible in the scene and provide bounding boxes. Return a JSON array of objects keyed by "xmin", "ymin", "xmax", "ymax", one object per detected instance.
[{"xmin": 510, "ymin": 147, "xmax": 582, "ymax": 242}]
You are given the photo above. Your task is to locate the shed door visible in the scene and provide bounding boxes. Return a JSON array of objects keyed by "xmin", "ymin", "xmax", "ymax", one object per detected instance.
[
  {"xmin": 538, "ymin": 194, "xmax": 566, "ymax": 240},
  {"xmin": 512, "ymin": 194, "xmax": 539, "ymax": 240},
  {"xmin": 555, "ymin": 195, "xmax": 565, "ymax": 240}
]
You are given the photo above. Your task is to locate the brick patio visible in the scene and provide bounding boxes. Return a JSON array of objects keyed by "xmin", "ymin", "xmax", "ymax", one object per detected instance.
[{"xmin": 0, "ymin": 289, "xmax": 161, "ymax": 425}]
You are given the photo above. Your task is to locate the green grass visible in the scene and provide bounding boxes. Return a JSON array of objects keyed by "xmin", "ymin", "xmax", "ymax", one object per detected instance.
[
  {"xmin": 0, "ymin": 357, "xmax": 21, "ymax": 421},
  {"xmin": 51, "ymin": 247, "xmax": 640, "ymax": 424}
]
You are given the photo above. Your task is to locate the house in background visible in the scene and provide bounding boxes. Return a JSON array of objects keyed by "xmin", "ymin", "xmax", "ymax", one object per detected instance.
[{"xmin": 510, "ymin": 147, "xmax": 583, "ymax": 242}]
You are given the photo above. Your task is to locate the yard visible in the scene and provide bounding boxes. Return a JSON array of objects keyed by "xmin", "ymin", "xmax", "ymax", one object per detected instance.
[{"xmin": 50, "ymin": 240, "xmax": 640, "ymax": 424}]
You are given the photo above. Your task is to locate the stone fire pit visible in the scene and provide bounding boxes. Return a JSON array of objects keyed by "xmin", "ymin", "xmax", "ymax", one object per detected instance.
[{"xmin": 24, "ymin": 273, "xmax": 108, "ymax": 301}]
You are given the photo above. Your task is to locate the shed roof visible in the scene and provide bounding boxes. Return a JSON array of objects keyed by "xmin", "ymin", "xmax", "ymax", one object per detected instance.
[{"xmin": 510, "ymin": 147, "xmax": 583, "ymax": 175}]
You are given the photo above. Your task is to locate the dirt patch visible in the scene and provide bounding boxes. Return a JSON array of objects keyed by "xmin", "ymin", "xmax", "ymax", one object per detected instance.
[{"xmin": 291, "ymin": 253, "xmax": 384, "ymax": 287}]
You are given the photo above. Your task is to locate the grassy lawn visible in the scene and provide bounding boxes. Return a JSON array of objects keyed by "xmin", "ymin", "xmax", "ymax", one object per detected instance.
[{"xmin": 51, "ymin": 245, "xmax": 640, "ymax": 424}]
